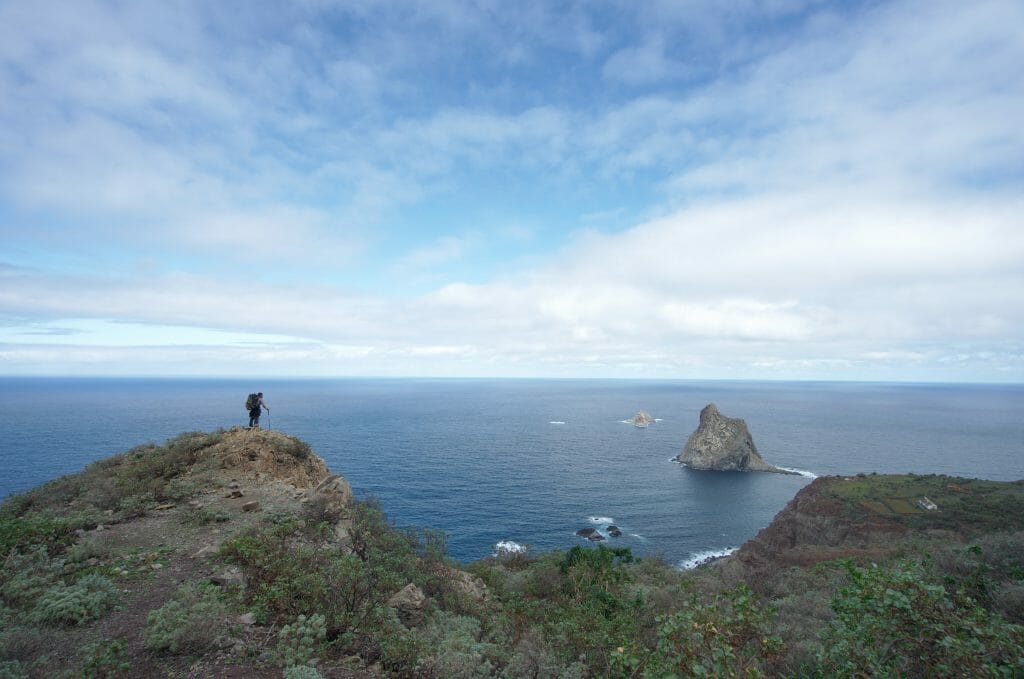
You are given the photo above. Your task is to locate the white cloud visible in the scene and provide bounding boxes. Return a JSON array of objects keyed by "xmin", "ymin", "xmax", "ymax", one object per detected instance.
[
  {"xmin": 0, "ymin": 0, "xmax": 1021, "ymax": 381},
  {"xmin": 602, "ymin": 38, "xmax": 686, "ymax": 85},
  {"xmin": 394, "ymin": 235, "xmax": 479, "ymax": 273}
]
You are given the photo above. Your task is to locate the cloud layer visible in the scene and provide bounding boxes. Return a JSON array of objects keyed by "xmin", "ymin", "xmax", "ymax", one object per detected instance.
[{"xmin": 0, "ymin": 0, "xmax": 1021, "ymax": 380}]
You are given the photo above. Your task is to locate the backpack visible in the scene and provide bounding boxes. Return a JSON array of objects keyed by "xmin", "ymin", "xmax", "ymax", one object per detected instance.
[{"xmin": 245, "ymin": 393, "xmax": 259, "ymax": 410}]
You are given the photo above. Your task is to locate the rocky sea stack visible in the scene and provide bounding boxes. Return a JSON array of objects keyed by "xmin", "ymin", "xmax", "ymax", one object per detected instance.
[
  {"xmin": 677, "ymin": 403, "xmax": 796, "ymax": 474},
  {"xmin": 630, "ymin": 410, "xmax": 654, "ymax": 427}
]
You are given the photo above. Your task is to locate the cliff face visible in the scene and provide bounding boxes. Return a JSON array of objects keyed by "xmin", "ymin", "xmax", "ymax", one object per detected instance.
[
  {"xmin": 732, "ymin": 477, "xmax": 904, "ymax": 575},
  {"xmin": 730, "ymin": 474, "xmax": 1024, "ymax": 578},
  {"xmin": 676, "ymin": 404, "xmax": 791, "ymax": 473}
]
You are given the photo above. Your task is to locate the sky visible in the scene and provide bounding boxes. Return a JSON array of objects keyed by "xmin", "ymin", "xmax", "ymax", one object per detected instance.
[{"xmin": 0, "ymin": 0, "xmax": 1022, "ymax": 382}]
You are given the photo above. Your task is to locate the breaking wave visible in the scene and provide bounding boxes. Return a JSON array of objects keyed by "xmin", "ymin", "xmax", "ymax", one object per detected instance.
[
  {"xmin": 679, "ymin": 547, "xmax": 738, "ymax": 570},
  {"xmin": 588, "ymin": 516, "xmax": 614, "ymax": 525},
  {"xmin": 778, "ymin": 466, "xmax": 818, "ymax": 478},
  {"xmin": 549, "ymin": 421, "xmax": 566, "ymax": 425},
  {"xmin": 493, "ymin": 540, "xmax": 527, "ymax": 556}
]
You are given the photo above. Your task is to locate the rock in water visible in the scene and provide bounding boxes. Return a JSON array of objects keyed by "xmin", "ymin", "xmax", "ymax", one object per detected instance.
[
  {"xmin": 631, "ymin": 410, "xmax": 654, "ymax": 427},
  {"xmin": 677, "ymin": 404, "xmax": 794, "ymax": 473}
]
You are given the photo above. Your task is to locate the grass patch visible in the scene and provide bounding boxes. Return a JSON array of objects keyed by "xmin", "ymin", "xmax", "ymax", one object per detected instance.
[
  {"xmin": 826, "ymin": 475, "xmax": 1024, "ymax": 534},
  {"xmin": 883, "ymin": 498, "xmax": 922, "ymax": 514},
  {"xmin": 859, "ymin": 500, "xmax": 891, "ymax": 515}
]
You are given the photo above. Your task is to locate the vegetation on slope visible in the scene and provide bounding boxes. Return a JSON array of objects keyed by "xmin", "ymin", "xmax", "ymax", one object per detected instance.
[{"xmin": 1, "ymin": 431, "xmax": 1022, "ymax": 677}]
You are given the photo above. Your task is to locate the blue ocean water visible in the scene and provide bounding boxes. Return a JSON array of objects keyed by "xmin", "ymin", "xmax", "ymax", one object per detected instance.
[{"xmin": 1, "ymin": 378, "xmax": 1021, "ymax": 566}]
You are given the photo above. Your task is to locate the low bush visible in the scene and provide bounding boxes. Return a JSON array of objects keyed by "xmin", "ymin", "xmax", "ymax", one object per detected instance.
[
  {"xmin": 282, "ymin": 666, "xmax": 324, "ymax": 679},
  {"xmin": 186, "ymin": 507, "xmax": 231, "ymax": 526},
  {"xmin": 277, "ymin": 613, "xmax": 327, "ymax": 668},
  {"xmin": 0, "ymin": 626, "xmax": 47, "ymax": 665},
  {"xmin": 221, "ymin": 501, "xmax": 424, "ymax": 640},
  {"xmin": 0, "ymin": 545, "xmax": 63, "ymax": 610},
  {"xmin": 410, "ymin": 611, "xmax": 502, "ymax": 678},
  {"xmin": 80, "ymin": 638, "xmax": 130, "ymax": 678},
  {"xmin": 280, "ymin": 438, "xmax": 312, "ymax": 460},
  {"xmin": 31, "ymin": 573, "xmax": 119, "ymax": 626},
  {"xmin": 0, "ymin": 514, "xmax": 73, "ymax": 554},
  {"xmin": 144, "ymin": 583, "xmax": 229, "ymax": 654},
  {"xmin": 818, "ymin": 559, "xmax": 1024, "ymax": 678},
  {"xmin": 0, "ymin": 660, "xmax": 28, "ymax": 679},
  {"xmin": 611, "ymin": 583, "xmax": 781, "ymax": 678}
]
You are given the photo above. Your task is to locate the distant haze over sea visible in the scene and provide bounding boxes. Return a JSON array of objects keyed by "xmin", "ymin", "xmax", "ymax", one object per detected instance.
[{"xmin": 2, "ymin": 378, "xmax": 1021, "ymax": 565}]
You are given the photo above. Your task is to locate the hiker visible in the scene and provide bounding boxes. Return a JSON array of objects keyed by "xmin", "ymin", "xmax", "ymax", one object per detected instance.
[{"xmin": 246, "ymin": 392, "xmax": 269, "ymax": 428}]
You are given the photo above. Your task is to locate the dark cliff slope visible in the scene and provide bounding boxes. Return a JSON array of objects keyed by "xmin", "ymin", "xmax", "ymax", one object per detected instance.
[{"xmin": 734, "ymin": 473, "xmax": 1024, "ymax": 575}]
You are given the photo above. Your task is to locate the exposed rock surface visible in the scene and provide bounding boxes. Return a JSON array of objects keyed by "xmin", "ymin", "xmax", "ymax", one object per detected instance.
[
  {"xmin": 676, "ymin": 404, "xmax": 794, "ymax": 473},
  {"xmin": 210, "ymin": 427, "xmax": 330, "ymax": 488},
  {"xmin": 729, "ymin": 476, "xmax": 902, "ymax": 578},
  {"xmin": 719, "ymin": 474, "xmax": 1024, "ymax": 585},
  {"xmin": 387, "ymin": 583, "xmax": 427, "ymax": 626},
  {"xmin": 631, "ymin": 410, "xmax": 654, "ymax": 426}
]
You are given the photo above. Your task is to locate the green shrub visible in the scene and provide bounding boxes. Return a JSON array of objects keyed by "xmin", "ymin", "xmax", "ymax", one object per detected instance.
[
  {"xmin": 65, "ymin": 533, "xmax": 116, "ymax": 565},
  {"xmin": 410, "ymin": 611, "xmax": 501, "ymax": 678},
  {"xmin": 499, "ymin": 630, "xmax": 583, "ymax": 679},
  {"xmin": 0, "ymin": 660, "xmax": 27, "ymax": 679},
  {"xmin": 144, "ymin": 583, "xmax": 228, "ymax": 654},
  {"xmin": 818, "ymin": 559, "xmax": 1024, "ymax": 678},
  {"xmin": 277, "ymin": 613, "xmax": 327, "ymax": 668},
  {"xmin": 280, "ymin": 438, "xmax": 311, "ymax": 460},
  {"xmin": 611, "ymin": 583, "xmax": 781, "ymax": 678},
  {"xmin": 0, "ymin": 514, "xmax": 73, "ymax": 554},
  {"xmin": 81, "ymin": 638, "xmax": 130, "ymax": 678},
  {"xmin": 491, "ymin": 542, "xmax": 532, "ymax": 571},
  {"xmin": 31, "ymin": 573, "xmax": 119, "ymax": 626},
  {"xmin": 221, "ymin": 500, "xmax": 421, "ymax": 638},
  {"xmin": 0, "ymin": 625, "xmax": 46, "ymax": 664},
  {"xmin": 282, "ymin": 666, "xmax": 323, "ymax": 679},
  {"xmin": 0, "ymin": 545, "xmax": 63, "ymax": 610},
  {"xmin": 103, "ymin": 431, "xmax": 224, "ymax": 506},
  {"xmin": 187, "ymin": 507, "xmax": 231, "ymax": 526}
]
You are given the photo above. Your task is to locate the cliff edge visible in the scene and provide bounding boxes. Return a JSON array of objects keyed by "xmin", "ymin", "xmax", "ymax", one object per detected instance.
[{"xmin": 729, "ymin": 473, "xmax": 1024, "ymax": 578}]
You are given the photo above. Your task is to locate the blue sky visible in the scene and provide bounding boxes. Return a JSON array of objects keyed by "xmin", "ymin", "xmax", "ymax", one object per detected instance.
[{"xmin": 1, "ymin": 0, "xmax": 1022, "ymax": 381}]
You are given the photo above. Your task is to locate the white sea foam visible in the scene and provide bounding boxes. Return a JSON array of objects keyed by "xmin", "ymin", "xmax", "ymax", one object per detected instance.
[
  {"xmin": 778, "ymin": 466, "xmax": 818, "ymax": 478},
  {"xmin": 588, "ymin": 516, "xmax": 614, "ymax": 524},
  {"xmin": 629, "ymin": 533, "xmax": 648, "ymax": 542},
  {"xmin": 679, "ymin": 547, "xmax": 738, "ymax": 570},
  {"xmin": 493, "ymin": 540, "xmax": 526, "ymax": 556},
  {"xmin": 549, "ymin": 421, "xmax": 566, "ymax": 425}
]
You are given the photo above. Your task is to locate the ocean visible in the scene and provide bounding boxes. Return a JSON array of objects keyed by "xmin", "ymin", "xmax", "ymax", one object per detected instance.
[{"xmin": 1, "ymin": 378, "xmax": 1021, "ymax": 566}]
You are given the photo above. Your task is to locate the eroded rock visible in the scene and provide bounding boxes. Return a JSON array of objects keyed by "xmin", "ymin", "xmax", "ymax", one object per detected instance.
[
  {"xmin": 676, "ymin": 404, "xmax": 794, "ymax": 473},
  {"xmin": 387, "ymin": 583, "xmax": 427, "ymax": 626}
]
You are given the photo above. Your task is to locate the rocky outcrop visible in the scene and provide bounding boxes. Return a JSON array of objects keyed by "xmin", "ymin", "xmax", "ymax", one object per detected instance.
[
  {"xmin": 730, "ymin": 476, "xmax": 903, "ymax": 578},
  {"xmin": 631, "ymin": 410, "xmax": 654, "ymax": 427},
  {"xmin": 387, "ymin": 583, "xmax": 427, "ymax": 626},
  {"xmin": 210, "ymin": 428, "xmax": 330, "ymax": 488},
  {"xmin": 676, "ymin": 404, "xmax": 794, "ymax": 473}
]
